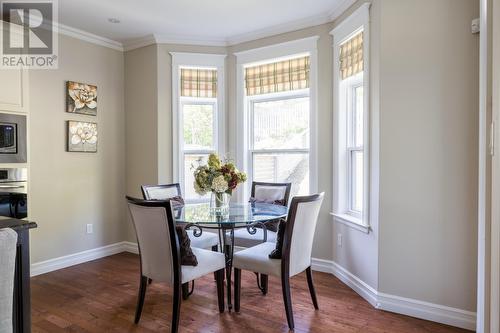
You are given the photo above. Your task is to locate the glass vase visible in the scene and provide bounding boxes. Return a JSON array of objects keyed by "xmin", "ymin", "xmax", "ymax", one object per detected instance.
[{"xmin": 210, "ymin": 192, "xmax": 230, "ymax": 215}]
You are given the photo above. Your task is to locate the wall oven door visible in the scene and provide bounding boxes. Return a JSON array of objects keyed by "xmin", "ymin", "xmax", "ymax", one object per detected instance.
[
  {"xmin": 0, "ymin": 168, "xmax": 27, "ymax": 219},
  {"xmin": 0, "ymin": 191, "xmax": 27, "ymax": 219}
]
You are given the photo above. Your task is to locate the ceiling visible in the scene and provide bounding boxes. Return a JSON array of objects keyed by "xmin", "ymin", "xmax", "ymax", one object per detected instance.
[{"xmin": 58, "ymin": 0, "xmax": 347, "ymax": 47}]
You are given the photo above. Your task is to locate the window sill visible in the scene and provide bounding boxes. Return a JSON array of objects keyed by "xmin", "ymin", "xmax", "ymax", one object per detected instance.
[{"xmin": 330, "ymin": 212, "xmax": 371, "ymax": 234}]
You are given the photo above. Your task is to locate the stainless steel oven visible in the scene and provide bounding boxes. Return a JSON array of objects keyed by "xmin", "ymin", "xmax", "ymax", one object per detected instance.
[
  {"xmin": 0, "ymin": 113, "xmax": 26, "ymax": 163},
  {"xmin": 0, "ymin": 168, "xmax": 27, "ymax": 219}
]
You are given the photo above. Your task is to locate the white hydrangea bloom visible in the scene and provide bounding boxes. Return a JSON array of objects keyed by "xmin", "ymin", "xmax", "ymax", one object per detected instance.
[{"xmin": 211, "ymin": 175, "xmax": 228, "ymax": 193}]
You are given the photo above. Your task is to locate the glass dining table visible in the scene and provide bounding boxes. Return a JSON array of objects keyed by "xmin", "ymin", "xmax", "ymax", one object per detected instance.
[{"xmin": 173, "ymin": 202, "xmax": 288, "ymax": 311}]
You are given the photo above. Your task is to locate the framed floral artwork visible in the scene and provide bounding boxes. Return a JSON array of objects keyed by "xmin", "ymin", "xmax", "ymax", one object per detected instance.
[
  {"xmin": 67, "ymin": 121, "xmax": 98, "ymax": 152},
  {"xmin": 66, "ymin": 81, "xmax": 97, "ymax": 116}
]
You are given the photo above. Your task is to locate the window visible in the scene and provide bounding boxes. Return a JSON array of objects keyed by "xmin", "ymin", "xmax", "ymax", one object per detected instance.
[
  {"xmin": 345, "ymin": 73, "xmax": 364, "ymax": 217},
  {"xmin": 171, "ymin": 53, "xmax": 225, "ymax": 202},
  {"xmin": 331, "ymin": 4, "xmax": 371, "ymax": 231},
  {"xmin": 235, "ymin": 38, "xmax": 318, "ymax": 201},
  {"xmin": 181, "ymin": 99, "xmax": 217, "ymax": 201},
  {"xmin": 249, "ymin": 92, "xmax": 310, "ymax": 196}
]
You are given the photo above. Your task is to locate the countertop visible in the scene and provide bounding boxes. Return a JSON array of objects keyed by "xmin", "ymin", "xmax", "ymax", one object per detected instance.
[{"xmin": 0, "ymin": 216, "xmax": 37, "ymax": 230}]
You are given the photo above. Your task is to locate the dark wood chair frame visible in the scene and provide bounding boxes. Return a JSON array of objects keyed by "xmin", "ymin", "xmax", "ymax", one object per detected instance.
[
  {"xmin": 141, "ymin": 183, "xmax": 219, "ymax": 300},
  {"xmin": 127, "ymin": 196, "xmax": 225, "ymax": 333},
  {"xmin": 234, "ymin": 193, "xmax": 323, "ymax": 331},
  {"xmin": 250, "ymin": 181, "xmax": 292, "ymax": 295}
]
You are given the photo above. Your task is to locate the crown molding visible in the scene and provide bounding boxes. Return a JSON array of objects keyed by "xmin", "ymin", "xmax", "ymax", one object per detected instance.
[
  {"xmin": 154, "ymin": 34, "xmax": 227, "ymax": 47},
  {"xmin": 122, "ymin": 34, "xmax": 156, "ymax": 51},
  {"xmin": 225, "ymin": 11, "xmax": 330, "ymax": 46},
  {"xmin": 122, "ymin": 33, "xmax": 227, "ymax": 51},
  {"xmin": 328, "ymin": 0, "xmax": 359, "ymax": 22},
  {"xmin": 57, "ymin": 22, "xmax": 124, "ymax": 51}
]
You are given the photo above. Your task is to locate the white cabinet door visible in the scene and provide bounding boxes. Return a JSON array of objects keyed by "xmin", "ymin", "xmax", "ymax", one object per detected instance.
[{"xmin": 0, "ymin": 68, "xmax": 28, "ymax": 113}]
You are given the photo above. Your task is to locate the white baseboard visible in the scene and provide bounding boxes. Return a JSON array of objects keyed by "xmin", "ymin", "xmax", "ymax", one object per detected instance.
[
  {"xmin": 312, "ymin": 258, "xmax": 378, "ymax": 307},
  {"xmin": 31, "ymin": 242, "xmax": 476, "ymax": 331},
  {"xmin": 122, "ymin": 241, "xmax": 139, "ymax": 254},
  {"xmin": 31, "ymin": 242, "xmax": 129, "ymax": 277},
  {"xmin": 377, "ymin": 292, "xmax": 476, "ymax": 331},
  {"xmin": 312, "ymin": 258, "xmax": 476, "ymax": 331}
]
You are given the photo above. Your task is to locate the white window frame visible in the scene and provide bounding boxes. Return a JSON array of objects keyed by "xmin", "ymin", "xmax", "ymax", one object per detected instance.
[
  {"xmin": 235, "ymin": 37, "xmax": 319, "ymax": 203},
  {"xmin": 247, "ymin": 89, "xmax": 311, "ymax": 192},
  {"xmin": 171, "ymin": 52, "xmax": 226, "ymax": 202},
  {"xmin": 330, "ymin": 3, "xmax": 374, "ymax": 233},
  {"xmin": 345, "ymin": 73, "xmax": 364, "ymax": 218}
]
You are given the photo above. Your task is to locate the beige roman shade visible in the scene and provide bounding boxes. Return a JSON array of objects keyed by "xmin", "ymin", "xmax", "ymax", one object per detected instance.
[
  {"xmin": 245, "ymin": 56, "xmax": 310, "ymax": 96},
  {"xmin": 180, "ymin": 68, "xmax": 217, "ymax": 98},
  {"xmin": 339, "ymin": 31, "xmax": 364, "ymax": 80}
]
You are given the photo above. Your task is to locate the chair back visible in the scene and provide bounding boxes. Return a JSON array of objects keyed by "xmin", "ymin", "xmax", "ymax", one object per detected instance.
[
  {"xmin": 282, "ymin": 193, "xmax": 324, "ymax": 277},
  {"xmin": 0, "ymin": 228, "xmax": 17, "ymax": 332},
  {"xmin": 251, "ymin": 181, "xmax": 292, "ymax": 206},
  {"xmin": 141, "ymin": 183, "xmax": 182, "ymax": 200},
  {"xmin": 126, "ymin": 196, "xmax": 180, "ymax": 285}
]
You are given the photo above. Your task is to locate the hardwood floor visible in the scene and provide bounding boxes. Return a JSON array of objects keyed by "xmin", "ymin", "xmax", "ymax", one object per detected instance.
[{"xmin": 31, "ymin": 253, "xmax": 470, "ymax": 333}]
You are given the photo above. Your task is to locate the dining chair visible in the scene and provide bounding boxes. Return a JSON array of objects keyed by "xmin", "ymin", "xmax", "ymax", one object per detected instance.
[
  {"xmin": 233, "ymin": 181, "xmax": 291, "ymax": 294},
  {"xmin": 141, "ymin": 184, "xmax": 220, "ymax": 251},
  {"xmin": 0, "ymin": 228, "xmax": 17, "ymax": 333},
  {"xmin": 233, "ymin": 193, "xmax": 324, "ymax": 331},
  {"xmin": 141, "ymin": 184, "xmax": 221, "ymax": 299},
  {"xmin": 126, "ymin": 196, "xmax": 225, "ymax": 333}
]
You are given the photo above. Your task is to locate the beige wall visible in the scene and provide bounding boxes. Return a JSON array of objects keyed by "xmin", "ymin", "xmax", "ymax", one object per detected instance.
[
  {"xmin": 29, "ymin": 35, "xmax": 126, "ymax": 263},
  {"xmin": 125, "ymin": 44, "xmax": 159, "ymax": 198},
  {"xmin": 124, "ymin": 43, "xmax": 226, "ymax": 241},
  {"xmin": 378, "ymin": 0, "xmax": 479, "ymax": 311}
]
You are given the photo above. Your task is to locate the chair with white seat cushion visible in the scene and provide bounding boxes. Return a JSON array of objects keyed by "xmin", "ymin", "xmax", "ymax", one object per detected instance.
[
  {"xmin": 126, "ymin": 197, "xmax": 225, "ymax": 333},
  {"xmin": 142, "ymin": 183, "xmax": 220, "ymax": 299},
  {"xmin": 0, "ymin": 228, "xmax": 17, "ymax": 333},
  {"xmin": 233, "ymin": 193, "xmax": 324, "ymax": 331},
  {"xmin": 233, "ymin": 181, "xmax": 291, "ymax": 294},
  {"xmin": 234, "ymin": 182, "xmax": 291, "ymax": 248},
  {"xmin": 141, "ymin": 184, "xmax": 219, "ymax": 251}
]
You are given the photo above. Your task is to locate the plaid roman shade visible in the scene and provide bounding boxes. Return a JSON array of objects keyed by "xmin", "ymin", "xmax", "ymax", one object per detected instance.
[
  {"xmin": 180, "ymin": 68, "xmax": 217, "ymax": 98},
  {"xmin": 245, "ymin": 56, "xmax": 310, "ymax": 96},
  {"xmin": 339, "ymin": 31, "xmax": 364, "ymax": 80}
]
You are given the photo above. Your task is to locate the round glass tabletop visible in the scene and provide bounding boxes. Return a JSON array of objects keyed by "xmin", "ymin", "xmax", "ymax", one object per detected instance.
[{"xmin": 174, "ymin": 202, "xmax": 287, "ymax": 226}]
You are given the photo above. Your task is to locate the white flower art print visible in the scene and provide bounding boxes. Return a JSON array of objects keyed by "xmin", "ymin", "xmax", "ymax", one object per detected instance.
[
  {"xmin": 66, "ymin": 81, "xmax": 98, "ymax": 116},
  {"xmin": 67, "ymin": 121, "xmax": 98, "ymax": 152}
]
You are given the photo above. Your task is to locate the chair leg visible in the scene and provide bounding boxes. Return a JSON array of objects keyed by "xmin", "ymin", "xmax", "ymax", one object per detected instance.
[
  {"xmin": 306, "ymin": 266, "xmax": 319, "ymax": 309},
  {"xmin": 215, "ymin": 269, "xmax": 225, "ymax": 313},
  {"xmin": 182, "ymin": 283, "xmax": 190, "ymax": 300},
  {"xmin": 212, "ymin": 245, "xmax": 218, "ymax": 281},
  {"xmin": 172, "ymin": 279, "xmax": 182, "ymax": 333},
  {"xmin": 134, "ymin": 275, "xmax": 148, "ymax": 324},
  {"xmin": 234, "ymin": 268, "xmax": 241, "ymax": 312},
  {"xmin": 281, "ymin": 274, "xmax": 294, "ymax": 330},
  {"xmin": 260, "ymin": 274, "xmax": 268, "ymax": 295}
]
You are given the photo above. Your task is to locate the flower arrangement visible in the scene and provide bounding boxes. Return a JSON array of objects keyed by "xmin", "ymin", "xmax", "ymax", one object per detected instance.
[{"xmin": 193, "ymin": 154, "xmax": 247, "ymax": 197}]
